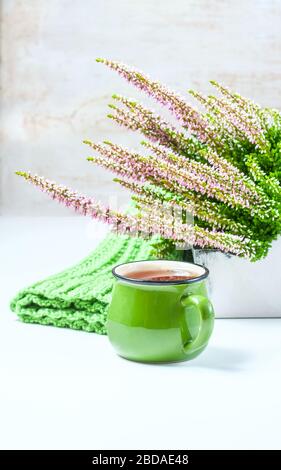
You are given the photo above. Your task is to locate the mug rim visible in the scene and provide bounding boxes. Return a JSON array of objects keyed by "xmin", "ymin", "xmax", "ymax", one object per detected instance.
[{"xmin": 112, "ymin": 259, "xmax": 209, "ymax": 285}]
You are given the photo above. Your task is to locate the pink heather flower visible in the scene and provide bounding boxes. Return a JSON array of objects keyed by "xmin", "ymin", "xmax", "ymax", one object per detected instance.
[
  {"xmin": 108, "ymin": 95, "xmax": 197, "ymax": 155},
  {"xmin": 116, "ymin": 178, "xmax": 251, "ymax": 235},
  {"xmin": 96, "ymin": 58, "xmax": 210, "ymax": 142},
  {"xmin": 16, "ymin": 61, "xmax": 281, "ymax": 261},
  {"xmin": 108, "ymin": 101, "xmax": 175, "ymax": 148},
  {"xmin": 209, "ymin": 96, "xmax": 266, "ymax": 147},
  {"xmin": 210, "ymin": 80, "xmax": 264, "ymax": 126},
  {"xmin": 190, "ymin": 88, "xmax": 266, "ymax": 148},
  {"xmin": 16, "ymin": 171, "xmax": 258, "ymax": 258},
  {"xmin": 138, "ymin": 199, "xmax": 255, "ymax": 257},
  {"xmin": 85, "ymin": 140, "xmax": 262, "ymax": 211}
]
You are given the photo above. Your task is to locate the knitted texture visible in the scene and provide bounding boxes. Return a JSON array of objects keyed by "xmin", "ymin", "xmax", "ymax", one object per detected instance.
[{"xmin": 10, "ymin": 233, "xmax": 181, "ymax": 334}]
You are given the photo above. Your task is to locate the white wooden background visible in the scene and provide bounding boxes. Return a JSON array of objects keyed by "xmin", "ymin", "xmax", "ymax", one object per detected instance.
[{"xmin": 1, "ymin": 0, "xmax": 281, "ymax": 215}]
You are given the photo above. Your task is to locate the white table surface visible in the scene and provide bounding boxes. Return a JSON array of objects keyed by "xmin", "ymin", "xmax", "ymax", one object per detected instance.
[{"xmin": 1, "ymin": 217, "xmax": 281, "ymax": 450}]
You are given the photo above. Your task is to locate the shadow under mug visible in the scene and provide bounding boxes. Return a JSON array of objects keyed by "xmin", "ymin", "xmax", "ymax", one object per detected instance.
[{"xmin": 107, "ymin": 260, "xmax": 215, "ymax": 363}]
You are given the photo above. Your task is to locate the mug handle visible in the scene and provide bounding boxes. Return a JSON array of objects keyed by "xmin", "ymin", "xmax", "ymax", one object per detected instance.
[{"xmin": 180, "ymin": 294, "xmax": 214, "ymax": 354}]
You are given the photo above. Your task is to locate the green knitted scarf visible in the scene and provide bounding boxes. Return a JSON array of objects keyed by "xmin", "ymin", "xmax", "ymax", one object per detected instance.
[{"xmin": 10, "ymin": 233, "xmax": 181, "ymax": 334}]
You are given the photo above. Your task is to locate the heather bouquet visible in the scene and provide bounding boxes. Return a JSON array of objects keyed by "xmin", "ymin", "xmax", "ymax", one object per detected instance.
[{"xmin": 17, "ymin": 59, "xmax": 281, "ymax": 261}]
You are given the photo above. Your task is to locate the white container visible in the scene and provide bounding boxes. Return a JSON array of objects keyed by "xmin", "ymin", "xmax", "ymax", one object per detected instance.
[{"xmin": 193, "ymin": 239, "xmax": 281, "ymax": 318}]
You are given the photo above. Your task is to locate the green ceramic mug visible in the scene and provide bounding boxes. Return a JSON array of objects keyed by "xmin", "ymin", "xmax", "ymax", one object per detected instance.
[{"xmin": 107, "ymin": 260, "xmax": 215, "ymax": 363}]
